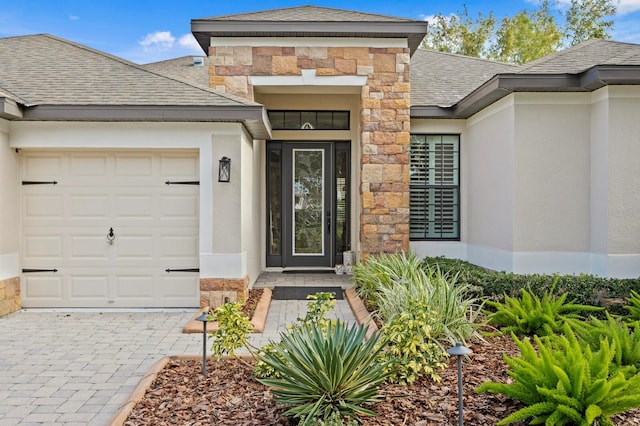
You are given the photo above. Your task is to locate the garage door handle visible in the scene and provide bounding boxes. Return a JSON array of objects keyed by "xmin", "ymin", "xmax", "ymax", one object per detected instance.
[{"xmin": 107, "ymin": 228, "xmax": 115, "ymax": 245}]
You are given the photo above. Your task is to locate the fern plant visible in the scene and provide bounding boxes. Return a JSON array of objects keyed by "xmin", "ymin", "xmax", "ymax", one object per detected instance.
[
  {"xmin": 486, "ymin": 284, "xmax": 601, "ymax": 336},
  {"xmin": 574, "ymin": 313, "xmax": 640, "ymax": 375},
  {"xmin": 477, "ymin": 323, "xmax": 640, "ymax": 425},
  {"xmin": 625, "ymin": 290, "xmax": 640, "ymax": 322}
]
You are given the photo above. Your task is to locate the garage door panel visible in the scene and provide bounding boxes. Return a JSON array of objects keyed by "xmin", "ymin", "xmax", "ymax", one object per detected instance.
[
  {"xmin": 70, "ymin": 275, "xmax": 109, "ymax": 298},
  {"xmin": 69, "ymin": 155, "xmax": 109, "ymax": 177},
  {"xmin": 70, "ymin": 235, "xmax": 109, "ymax": 260},
  {"xmin": 161, "ymin": 235, "xmax": 198, "ymax": 259},
  {"xmin": 24, "ymin": 275, "xmax": 63, "ymax": 299},
  {"xmin": 24, "ymin": 234, "xmax": 63, "ymax": 260},
  {"xmin": 116, "ymin": 275, "xmax": 154, "ymax": 298},
  {"xmin": 161, "ymin": 155, "xmax": 199, "ymax": 177},
  {"xmin": 159, "ymin": 275, "xmax": 200, "ymax": 299},
  {"xmin": 23, "ymin": 194, "xmax": 64, "ymax": 219},
  {"xmin": 113, "ymin": 194, "xmax": 155, "ymax": 219},
  {"xmin": 21, "ymin": 150, "xmax": 199, "ymax": 308},
  {"xmin": 115, "ymin": 235, "xmax": 155, "ymax": 259},
  {"xmin": 71, "ymin": 195, "xmax": 110, "ymax": 219}
]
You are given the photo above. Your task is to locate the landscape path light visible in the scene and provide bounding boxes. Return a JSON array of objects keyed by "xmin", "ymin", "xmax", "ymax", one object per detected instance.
[
  {"xmin": 447, "ymin": 342, "xmax": 473, "ymax": 426},
  {"xmin": 195, "ymin": 309, "xmax": 211, "ymax": 375}
]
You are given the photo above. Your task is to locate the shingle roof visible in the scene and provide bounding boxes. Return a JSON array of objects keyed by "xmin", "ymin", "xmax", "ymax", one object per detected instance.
[
  {"xmin": 142, "ymin": 56, "xmax": 211, "ymax": 89},
  {"xmin": 191, "ymin": 5, "xmax": 428, "ymax": 55},
  {"xmin": 197, "ymin": 5, "xmax": 416, "ymax": 23},
  {"xmin": 411, "ymin": 49, "xmax": 520, "ymax": 107},
  {"xmin": 519, "ymin": 38, "xmax": 640, "ymax": 74},
  {"xmin": 0, "ymin": 34, "xmax": 254, "ymax": 107}
]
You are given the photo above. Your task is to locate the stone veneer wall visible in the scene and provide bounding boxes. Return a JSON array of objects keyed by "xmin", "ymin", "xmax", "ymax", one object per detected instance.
[
  {"xmin": 200, "ymin": 276, "xmax": 249, "ymax": 309},
  {"xmin": 0, "ymin": 277, "xmax": 20, "ymax": 317},
  {"xmin": 208, "ymin": 45, "xmax": 411, "ymax": 256}
]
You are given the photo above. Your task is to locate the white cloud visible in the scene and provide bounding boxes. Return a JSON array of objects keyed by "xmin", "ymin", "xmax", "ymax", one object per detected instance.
[
  {"xmin": 139, "ymin": 31, "xmax": 175, "ymax": 51},
  {"xmin": 69, "ymin": 15, "xmax": 79, "ymax": 21},
  {"xmin": 618, "ymin": 0, "xmax": 640, "ymax": 14},
  {"xmin": 178, "ymin": 33, "xmax": 201, "ymax": 51}
]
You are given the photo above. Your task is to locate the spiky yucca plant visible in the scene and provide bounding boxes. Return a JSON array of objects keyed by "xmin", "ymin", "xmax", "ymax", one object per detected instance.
[
  {"xmin": 486, "ymin": 285, "xmax": 601, "ymax": 336},
  {"xmin": 477, "ymin": 323, "xmax": 640, "ymax": 425},
  {"xmin": 257, "ymin": 321, "xmax": 388, "ymax": 426}
]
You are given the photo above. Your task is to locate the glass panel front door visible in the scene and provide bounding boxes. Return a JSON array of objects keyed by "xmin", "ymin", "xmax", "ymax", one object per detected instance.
[
  {"xmin": 293, "ymin": 149, "xmax": 325, "ymax": 256},
  {"xmin": 266, "ymin": 142, "xmax": 350, "ymax": 268}
]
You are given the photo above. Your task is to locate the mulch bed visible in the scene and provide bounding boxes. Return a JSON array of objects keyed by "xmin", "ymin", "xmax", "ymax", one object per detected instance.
[
  {"xmin": 123, "ymin": 330, "xmax": 640, "ymax": 426},
  {"xmin": 124, "ymin": 292, "xmax": 640, "ymax": 425}
]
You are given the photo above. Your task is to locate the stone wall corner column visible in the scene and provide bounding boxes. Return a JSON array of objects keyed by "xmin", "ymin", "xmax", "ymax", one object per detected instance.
[
  {"xmin": 199, "ymin": 276, "xmax": 250, "ymax": 309},
  {"xmin": 0, "ymin": 277, "xmax": 21, "ymax": 317}
]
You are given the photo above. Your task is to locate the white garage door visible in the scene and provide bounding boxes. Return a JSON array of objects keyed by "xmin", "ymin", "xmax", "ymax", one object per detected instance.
[{"xmin": 20, "ymin": 151, "xmax": 199, "ymax": 308}]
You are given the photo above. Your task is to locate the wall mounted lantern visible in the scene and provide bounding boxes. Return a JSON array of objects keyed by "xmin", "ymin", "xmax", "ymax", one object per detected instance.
[{"xmin": 218, "ymin": 156, "xmax": 231, "ymax": 182}]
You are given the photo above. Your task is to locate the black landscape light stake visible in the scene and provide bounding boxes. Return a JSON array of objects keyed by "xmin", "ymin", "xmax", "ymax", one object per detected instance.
[
  {"xmin": 447, "ymin": 342, "xmax": 473, "ymax": 426},
  {"xmin": 195, "ymin": 309, "xmax": 211, "ymax": 375}
]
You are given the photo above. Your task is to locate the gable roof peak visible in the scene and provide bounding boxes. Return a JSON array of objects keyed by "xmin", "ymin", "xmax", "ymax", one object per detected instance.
[{"xmin": 197, "ymin": 5, "xmax": 417, "ymax": 22}]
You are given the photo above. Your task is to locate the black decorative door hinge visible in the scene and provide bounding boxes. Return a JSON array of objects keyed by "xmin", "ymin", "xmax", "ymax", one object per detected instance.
[
  {"xmin": 165, "ymin": 181, "xmax": 199, "ymax": 185},
  {"xmin": 22, "ymin": 268, "xmax": 58, "ymax": 273},
  {"xmin": 165, "ymin": 268, "xmax": 200, "ymax": 273},
  {"xmin": 22, "ymin": 181, "xmax": 58, "ymax": 185}
]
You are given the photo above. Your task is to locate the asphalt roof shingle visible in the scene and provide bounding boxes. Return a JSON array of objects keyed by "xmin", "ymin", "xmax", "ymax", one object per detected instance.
[
  {"xmin": 411, "ymin": 49, "xmax": 520, "ymax": 107},
  {"xmin": 142, "ymin": 56, "xmax": 211, "ymax": 89},
  {"xmin": 196, "ymin": 5, "xmax": 416, "ymax": 23},
  {"xmin": 0, "ymin": 34, "xmax": 256, "ymax": 108},
  {"xmin": 519, "ymin": 38, "xmax": 640, "ymax": 74}
]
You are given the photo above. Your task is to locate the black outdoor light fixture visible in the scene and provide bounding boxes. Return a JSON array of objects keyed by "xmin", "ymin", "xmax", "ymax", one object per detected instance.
[
  {"xmin": 195, "ymin": 310, "xmax": 211, "ymax": 375},
  {"xmin": 447, "ymin": 342, "xmax": 473, "ymax": 426},
  {"xmin": 218, "ymin": 156, "xmax": 231, "ymax": 182}
]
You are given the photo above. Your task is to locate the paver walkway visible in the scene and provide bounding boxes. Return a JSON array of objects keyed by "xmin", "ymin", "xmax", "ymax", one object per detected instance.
[{"xmin": 0, "ymin": 273, "xmax": 356, "ymax": 425}]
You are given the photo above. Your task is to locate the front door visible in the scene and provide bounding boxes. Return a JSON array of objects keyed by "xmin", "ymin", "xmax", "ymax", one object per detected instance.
[{"xmin": 267, "ymin": 142, "xmax": 350, "ymax": 268}]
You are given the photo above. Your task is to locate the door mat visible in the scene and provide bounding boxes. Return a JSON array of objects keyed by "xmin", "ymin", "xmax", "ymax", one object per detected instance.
[
  {"xmin": 282, "ymin": 269, "xmax": 336, "ymax": 274},
  {"xmin": 272, "ymin": 286, "xmax": 344, "ymax": 300}
]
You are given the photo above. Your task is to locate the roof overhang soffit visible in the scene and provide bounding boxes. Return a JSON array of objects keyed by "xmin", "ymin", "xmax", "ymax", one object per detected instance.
[
  {"xmin": 16, "ymin": 104, "xmax": 272, "ymax": 140},
  {"xmin": 0, "ymin": 97, "xmax": 23, "ymax": 119},
  {"xmin": 411, "ymin": 65, "xmax": 640, "ymax": 119}
]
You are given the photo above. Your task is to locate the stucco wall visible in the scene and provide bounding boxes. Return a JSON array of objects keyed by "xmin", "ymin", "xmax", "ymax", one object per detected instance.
[
  {"xmin": 466, "ymin": 97, "xmax": 516, "ymax": 270},
  {"xmin": 0, "ymin": 119, "xmax": 19, "ymax": 280},
  {"xmin": 606, "ymin": 86, "xmax": 640, "ymax": 255},
  {"xmin": 513, "ymin": 93, "xmax": 591, "ymax": 253},
  {"xmin": 0, "ymin": 119, "xmax": 20, "ymax": 316}
]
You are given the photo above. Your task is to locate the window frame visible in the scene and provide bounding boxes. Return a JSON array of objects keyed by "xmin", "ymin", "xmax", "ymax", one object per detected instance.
[
  {"xmin": 409, "ymin": 133, "xmax": 461, "ymax": 241},
  {"xmin": 267, "ymin": 110, "xmax": 350, "ymax": 131}
]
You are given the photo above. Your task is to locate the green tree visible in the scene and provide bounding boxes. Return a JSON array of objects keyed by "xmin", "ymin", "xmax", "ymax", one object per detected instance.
[
  {"xmin": 422, "ymin": 5, "xmax": 495, "ymax": 57},
  {"xmin": 490, "ymin": 1, "xmax": 563, "ymax": 64},
  {"xmin": 565, "ymin": 0, "xmax": 617, "ymax": 45}
]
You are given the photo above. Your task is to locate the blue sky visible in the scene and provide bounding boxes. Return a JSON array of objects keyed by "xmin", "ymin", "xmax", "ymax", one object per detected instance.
[{"xmin": 2, "ymin": 0, "xmax": 639, "ymax": 64}]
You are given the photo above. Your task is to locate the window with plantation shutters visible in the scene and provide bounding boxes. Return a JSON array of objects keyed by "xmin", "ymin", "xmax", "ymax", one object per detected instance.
[{"xmin": 410, "ymin": 135, "xmax": 460, "ymax": 240}]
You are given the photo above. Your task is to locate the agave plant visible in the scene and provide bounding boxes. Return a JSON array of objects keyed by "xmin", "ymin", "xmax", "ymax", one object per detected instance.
[{"xmin": 257, "ymin": 321, "xmax": 388, "ymax": 425}]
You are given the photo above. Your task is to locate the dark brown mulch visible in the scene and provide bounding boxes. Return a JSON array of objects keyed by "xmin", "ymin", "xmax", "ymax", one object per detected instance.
[
  {"xmin": 241, "ymin": 288, "xmax": 263, "ymax": 319},
  {"xmin": 123, "ymin": 330, "xmax": 640, "ymax": 426}
]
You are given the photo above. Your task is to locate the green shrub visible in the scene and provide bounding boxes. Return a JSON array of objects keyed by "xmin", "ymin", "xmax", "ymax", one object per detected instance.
[
  {"xmin": 378, "ymin": 308, "xmax": 447, "ymax": 384},
  {"xmin": 624, "ymin": 290, "xmax": 640, "ymax": 322},
  {"xmin": 375, "ymin": 267, "xmax": 484, "ymax": 347},
  {"xmin": 257, "ymin": 322, "xmax": 388, "ymax": 426},
  {"xmin": 353, "ymin": 251, "xmax": 423, "ymax": 309},
  {"xmin": 208, "ymin": 302, "xmax": 254, "ymax": 361},
  {"xmin": 291, "ymin": 291, "xmax": 337, "ymax": 333},
  {"xmin": 485, "ymin": 284, "xmax": 601, "ymax": 336},
  {"xmin": 574, "ymin": 313, "xmax": 640, "ymax": 375},
  {"xmin": 477, "ymin": 323, "xmax": 640, "ymax": 425},
  {"xmin": 421, "ymin": 256, "xmax": 640, "ymax": 314}
]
